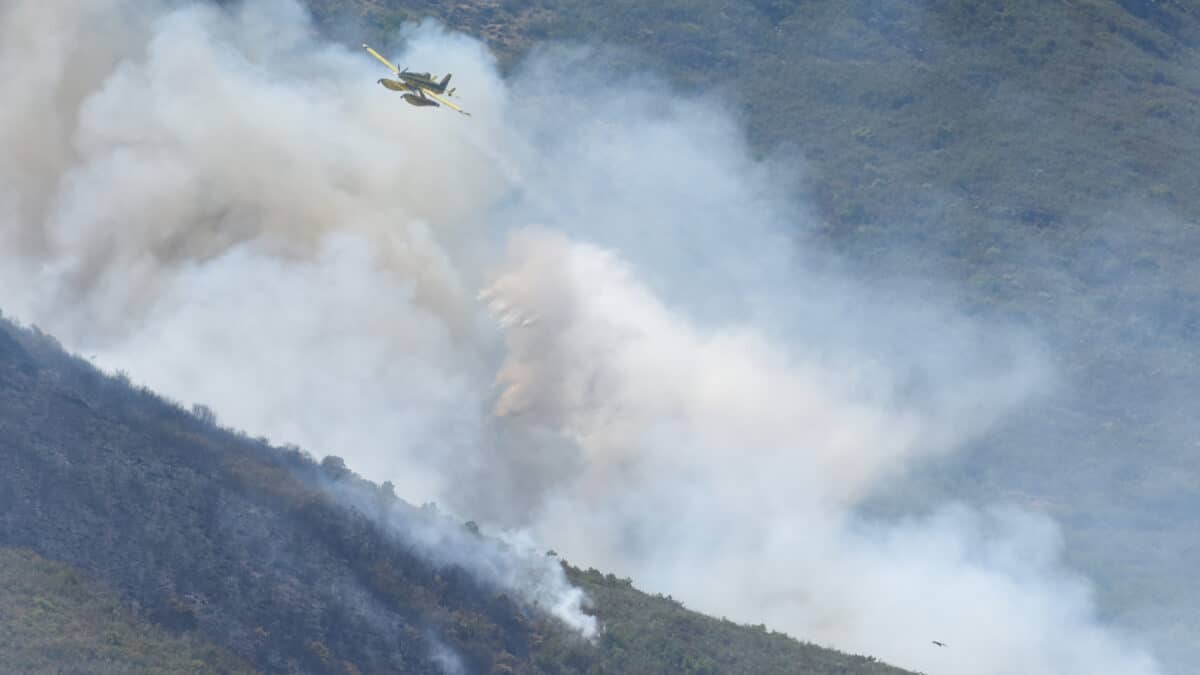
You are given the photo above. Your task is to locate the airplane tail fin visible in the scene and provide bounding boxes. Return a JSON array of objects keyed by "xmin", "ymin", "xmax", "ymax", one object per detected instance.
[{"xmin": 439, "ymin": 73, "xmax": 452, "ymax": 91}]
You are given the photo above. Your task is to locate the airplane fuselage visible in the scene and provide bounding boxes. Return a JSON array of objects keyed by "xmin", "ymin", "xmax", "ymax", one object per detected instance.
[{"xmin": 399, "ymin": 72, "xmax": 450, "ymax": 94}]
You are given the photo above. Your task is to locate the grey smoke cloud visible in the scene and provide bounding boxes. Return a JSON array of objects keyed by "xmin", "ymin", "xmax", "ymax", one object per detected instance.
[{"xmin": 0, "ymin": 0, "xmax": 1162, "ymax": 673}]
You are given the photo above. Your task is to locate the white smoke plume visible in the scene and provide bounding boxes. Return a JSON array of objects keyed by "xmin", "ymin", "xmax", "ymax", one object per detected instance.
[
  {"xmin": 328, "ymin": 478, "xmax": 598, "ymax": 639},
  {"xmin": 427, "ymin": 633, "xmax": 467, "ymax": 675},
  {"xmin": 0, "ymin": 0, "xmax": 1162, "ymax": 673}
]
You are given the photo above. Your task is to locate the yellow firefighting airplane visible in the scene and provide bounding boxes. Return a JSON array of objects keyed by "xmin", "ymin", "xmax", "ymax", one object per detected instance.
[{"xmin": 363, "ymin": 44, "xmax": 470, "ymax": 116}]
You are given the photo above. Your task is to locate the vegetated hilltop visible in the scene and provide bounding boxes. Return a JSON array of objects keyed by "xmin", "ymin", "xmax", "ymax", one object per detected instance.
[
  {"xmin": 315, "ymin": 0, "xmax": 1200, "ymax": 667},
  {"xmin": 0, "ymin": 313, "xmax": 913, "ymax": 674}
]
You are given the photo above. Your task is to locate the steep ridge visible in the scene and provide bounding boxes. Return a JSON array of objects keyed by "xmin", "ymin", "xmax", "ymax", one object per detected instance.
[
  {"xmin": 0, "ymin": 313, "xmax": 913, "ymax": 674},
  {"xmin": 0, "ymin": 317, "xmax": 515, "ymax": 674}
]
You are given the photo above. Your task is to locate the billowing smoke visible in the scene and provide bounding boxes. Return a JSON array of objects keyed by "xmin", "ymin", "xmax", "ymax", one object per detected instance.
[{"xmin": 0, "ymin": 0, "xmax": 1162, "ymax": 673}]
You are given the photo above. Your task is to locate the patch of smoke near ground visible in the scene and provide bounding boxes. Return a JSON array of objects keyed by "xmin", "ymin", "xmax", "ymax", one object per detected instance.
[
  {"xmin": 426, "ymin": 633, "xmax": 467, "ymax": 675},
  {"xmin": 328, "ymin": 477, "xmax": 597, "ymax": 639},
  {"xmin": 0, "ymin": 0, "xmax": 1162, "ymax": 673}
]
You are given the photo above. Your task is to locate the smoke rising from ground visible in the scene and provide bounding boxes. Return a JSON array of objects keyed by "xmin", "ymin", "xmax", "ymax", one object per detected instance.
[{"xmin": 0, "ymin": 0, "xmax": 1161, "ymax": 673}]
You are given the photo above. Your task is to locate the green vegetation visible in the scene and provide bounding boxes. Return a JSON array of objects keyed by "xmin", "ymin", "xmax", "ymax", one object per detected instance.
[
  {"xmin": 0, "ymin": 547, "xmax": 253, "ymax": 674},
  {"xmin": 553, "ymin": 567, "xmax": 906, "ymax": 675},
  {"xmin": 0, "ymin": 315, "xmax": 912, "ymax": 674}
]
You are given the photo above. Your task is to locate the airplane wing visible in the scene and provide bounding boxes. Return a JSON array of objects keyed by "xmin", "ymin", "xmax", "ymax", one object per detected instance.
[
  {"xmin": 421, "ymin": 87, "xmax": 470, "ymax": 116},
  {"xmin": 363, "ymin": 44, "xmax": 400, "ymax": 75}
]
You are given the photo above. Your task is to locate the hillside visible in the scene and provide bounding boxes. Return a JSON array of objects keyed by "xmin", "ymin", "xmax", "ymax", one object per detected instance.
[
  {"xmin": 0, "ymin": 313, "xmax": 913, "ymax": 674},
  {"xmin": 0, "ymin": 547, "xmax": 254, "ymax": 674},
  {"xmin": 308, "ymin": 0, "xmax": 1200, "ymax": 669}
]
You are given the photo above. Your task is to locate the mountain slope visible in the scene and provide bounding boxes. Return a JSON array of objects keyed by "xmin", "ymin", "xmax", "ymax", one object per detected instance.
[
  {"xmin": 0, "ymin": 547, "xmax": 254, "ymax": 674},
  {"xmin": 0, "ymin": 313, "xmax": 914, "ymax": 674}
]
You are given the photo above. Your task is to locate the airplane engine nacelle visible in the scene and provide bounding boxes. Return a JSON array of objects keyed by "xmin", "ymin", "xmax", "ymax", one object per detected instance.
[{"xmin": 402, "ymin": 93, "xmax": 438, "ymax": 108}]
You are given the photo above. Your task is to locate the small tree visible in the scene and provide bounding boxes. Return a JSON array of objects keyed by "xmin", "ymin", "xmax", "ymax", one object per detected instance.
[
  {"xmin": 320, "ymin": 455, "xmax": 349, "ymax": 480},
  {"xmin": 380, "ymin": 480, "xmax": 396, "ymax": 499},
  {"xmin": 191, "ymin": 403, "xmax": 217, "ymax": 426}
]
